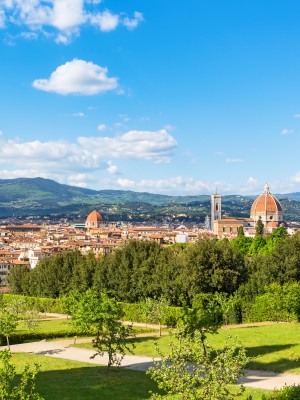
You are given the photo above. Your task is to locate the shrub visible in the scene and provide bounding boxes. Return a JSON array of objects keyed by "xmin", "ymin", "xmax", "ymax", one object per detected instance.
[{"xmin": 262, "ymin": 384, "xmax": 300, "ymax": 399}]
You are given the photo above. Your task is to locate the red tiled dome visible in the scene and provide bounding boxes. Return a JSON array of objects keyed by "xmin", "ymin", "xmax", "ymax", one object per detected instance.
[
  {"xmin": 86, "ymin": 210, "xmax": 103, "ymax": 223},
  {"xmin": 250, "ymin": 184, "xmax": 282, "ymax": 214}
]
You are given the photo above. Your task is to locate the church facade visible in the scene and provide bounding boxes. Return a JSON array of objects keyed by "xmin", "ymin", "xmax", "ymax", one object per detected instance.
[{"xmin": 212, "ymin": 184, "xmax": 284, "ymax": 238}]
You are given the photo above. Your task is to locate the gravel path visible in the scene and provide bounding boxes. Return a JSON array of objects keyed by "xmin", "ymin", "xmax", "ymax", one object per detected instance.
[{"xmin": 2, "ymin": 340, "xmax": 300, "ymax": 390}]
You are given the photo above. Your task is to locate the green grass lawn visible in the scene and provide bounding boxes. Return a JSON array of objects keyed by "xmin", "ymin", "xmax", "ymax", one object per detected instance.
[
  {"xmin": 208, "ymin": 323, "xmax": 300, "ymax": 373},
  {"xmin": 73, "ymin": 322, "xmax": 300, "ymax": 373},
  {"xmin": 10, "ymin": 353, "xmax": 267, "ymax": 400}
]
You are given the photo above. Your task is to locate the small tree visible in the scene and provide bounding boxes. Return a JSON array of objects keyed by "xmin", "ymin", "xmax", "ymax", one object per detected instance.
[
  {"xmin": 178, "ymin": 293, "xmax": 222, "ymax": 355},
  {"xmin": 0, "ymin": 298, "xmax": 39, "ymax": 349},
  {"xmin": 145, "ymin": 297, "xmax": 169, "ymax": 337},
  {"xmin": 237, "ymin": 226, "xmax": 244, "ymax": 236},
  {"xmin": 0, "ymin": 350, "xmax": 44, "ymax": 399},
  {"xmin": 147, "ymin": 331, "xmax": 247, "ymax": 400},
  {"xmin": 255, "ymin": 219, "xmax": 264, "ymax": 236},
  {"xmin": 69, "ymin": 289, "xmax": 134, "ymax": 371},
  {"xmin": 0, "ymin": 310, "xmax": 18, "ymax": 349},
  {"xmin": 139, "ymin": 298, "xmax": 153, "ymax": 328}
]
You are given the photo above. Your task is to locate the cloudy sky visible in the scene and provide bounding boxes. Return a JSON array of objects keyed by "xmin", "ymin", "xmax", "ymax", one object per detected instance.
[{"xmin": 1, "ymin": 0, "xmax": 300, "ymax": 195}]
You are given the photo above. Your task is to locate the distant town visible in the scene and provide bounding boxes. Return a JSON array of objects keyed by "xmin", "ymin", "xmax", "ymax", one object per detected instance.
[{"xmin": 1, "ymin": 183, "xmax": 300, "ymax": 288}]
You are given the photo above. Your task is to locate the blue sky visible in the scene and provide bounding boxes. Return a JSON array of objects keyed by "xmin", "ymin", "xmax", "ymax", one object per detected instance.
[{"xmin": 0, "ymin": 0, "xmax": 300, "ymax": 195}]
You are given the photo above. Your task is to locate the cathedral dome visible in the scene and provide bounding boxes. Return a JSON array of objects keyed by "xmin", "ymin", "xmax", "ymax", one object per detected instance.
[
  {"xmin": 85, "ymin": 210, "xmax": 103, "ymax": 229},
  {"xmin": 250, "ymin": 183, "xmax": 283, "ymax": 226}
]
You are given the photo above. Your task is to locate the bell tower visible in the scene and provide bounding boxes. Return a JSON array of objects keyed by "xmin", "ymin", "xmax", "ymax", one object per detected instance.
[{"xmin": 211, "ymin": 192, "xmax": 222, "ymax": 231}]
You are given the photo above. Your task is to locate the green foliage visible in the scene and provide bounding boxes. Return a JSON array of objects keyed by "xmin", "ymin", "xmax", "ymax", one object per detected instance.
[
  {"xmin": 147, "ymin": 331, "xmax": 247, "ymax": 400},
  {"xmin": 0, "ymin": 310, "xmax": 18, "ymax": 348},
  {"xmin": 249, "ymin": 283, "xmax": 300, "ymax": 322},
  {"xmin": 178, "ymin": 293, "xmax": 222, "ymax": 343},
  {"xmin": 139, "ymin": 297, "xmax": 169, "ymax": 336},
  {"xmin": 0, "ymin": 350, "xmax": 43, "ymax": 399},
  {"xmin": 255, "ymin": 219, "xmax": 264, "ymax": 236},
  {"xmin": 68, "ymin": 290, "xmax": 134, "ymax": 369},
  {"xmin": 179, "ymin": 239, "xmax": 247, "ymax": 302},
  {"xmin": 261, "ymin": 385, "xmax": 300, "ymax": 399},
  {"xmin": 3, "ymin": 294, "xmax": 62, "ymax": 314},
  {"xmin": 238, "ymin": 226, "xmax": 245, "ymax": 236},
  {"xmin": 230, "ymin": 235, "xmax": 253, "ymax": 255},
  {"xmin": 12, "ymin": 251, "xmax": 96, "ymax": 298}
]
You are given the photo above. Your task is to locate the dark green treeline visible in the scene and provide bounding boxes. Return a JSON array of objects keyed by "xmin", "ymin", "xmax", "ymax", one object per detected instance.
[{"xmin": 8, "ymin": 227, "xmax": 300, "ymax": 308}]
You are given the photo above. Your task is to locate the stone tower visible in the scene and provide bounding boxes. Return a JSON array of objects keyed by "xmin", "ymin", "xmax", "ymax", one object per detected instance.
[{"xmin": 210, "ymin": 193, "xmax": 221, "ymax": 231}]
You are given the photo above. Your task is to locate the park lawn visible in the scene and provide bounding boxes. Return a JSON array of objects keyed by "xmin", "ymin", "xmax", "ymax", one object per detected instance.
[
  {"xmin": 207, "ymin": 323, "xmax": 300, "ymax": 373},
  {"xmin": 73, "ymin": 322, "xmax": 300, "ymax": 373},
  {"xmin": 17, "ymin": 318, "xmax": 76, "ymax": 336},
  {"xmin": 10, "ymin": 353, "xmax": 267, "ymax": 400}
]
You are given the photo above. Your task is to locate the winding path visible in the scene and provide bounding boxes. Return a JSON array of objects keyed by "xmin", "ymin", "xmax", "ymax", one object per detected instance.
[{"xmin": 2, "ymin": 340, "xmax": 300, "ymax": 391}]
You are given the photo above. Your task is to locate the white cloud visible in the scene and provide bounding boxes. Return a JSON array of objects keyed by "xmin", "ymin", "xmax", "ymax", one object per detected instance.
[
  {"xmin": 67, "ymin": 173, "xmax": 94, "ymax": 187},
  {"xmin": 86, "ymin": 0, "xmax": 102, "ymax": 4},
  {"xmin": 64, "ymin": 112, "xmax": 85, "ymax": 117},
  {"xmin": 20, "ymin": 31, "xmax": 38, "ymax": 40},
  {"xmin": 78, "ymin": 129, "xmax": 177, "ymax": 163},
  {"xmin": 294, "ymin": 114, "xmax": 300, "ymax": 118},
  {"xmin": 122, "ymin": 11, "xmax": 143, "ymax": 30},
  {"xmin": 107, "ymin": 161, "xmax": 118, "ymax": 174},
  {"xmin": 0, "ymin": 129, "xmax": 177, "ymax": 186},
  {"xmin": 116, "ymin": 176, "xmax": 232, "ymax": 195},
  {"xmin": 0, "ymin": 9, "xmax": 6, "ymax": 28},
  {"xmin": 290, "ymin": 172, "xmax": 300, "ymax": 183},
  {"xmin": 90, "ymin": 10, "xmax": 119, "ymax": 32},
  {"xmin": 247, "ymin": 177, "xmax": 258, "ymax": 186},
  {"xmin": 225, "ymin": 158, "xmax": 244, "ymax": 163},
  {"xmin": 33, "ymin": 59, "xmax": 118, "ymax": 95},
  {"xmin": 55, "ymin": 33, "xmax": 69, "ymax": 44},
  {"xmin": 0, "ymin": 2, "xmax": 143, "ymax": 42},
  {"xmin": 52, "ymin": 0, "xmax": 85, "ymax": 30},
  {"xmin": 281, "ymin": 128, "xmax": 293, "ymax": 135},
  {"xmin": 164, "ymin": 124, "xmax": 175, "ymax": 131},
  {"xmin": 97, "ymin": 123, "xmax": 106, "ymax": 131},
  {"xmin": 117, "ymin": 178, "xmax": 135, "ymax": 188}
]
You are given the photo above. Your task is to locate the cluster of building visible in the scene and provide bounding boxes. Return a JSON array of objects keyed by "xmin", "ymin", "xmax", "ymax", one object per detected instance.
[
  {"xmin": 210, "ymin": 183, "xmax": 286, "ymax": 237},
  {"xmin": 0, "ymin": 184, "xmax": 296, "ymax": 288},
  {"xmin": 0, "ymin": 213, "xmax": 212, "ymax": 287}
]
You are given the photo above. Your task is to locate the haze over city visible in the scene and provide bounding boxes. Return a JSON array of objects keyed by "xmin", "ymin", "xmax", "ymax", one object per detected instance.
[{"xmin": 0, "ymin": 1, "xmax": 300, "ymax": 195}]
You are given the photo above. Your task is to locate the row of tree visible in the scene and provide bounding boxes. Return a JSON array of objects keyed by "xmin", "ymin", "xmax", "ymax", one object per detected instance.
[{"xmin": 7, "ymin": 227, "xmax": 300, "ymax": 308}]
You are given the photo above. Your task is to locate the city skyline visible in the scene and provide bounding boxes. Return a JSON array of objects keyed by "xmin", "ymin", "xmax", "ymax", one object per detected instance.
[{"xmin": 1, "ymin": 1, "xmax": 300, "ymax": 196}]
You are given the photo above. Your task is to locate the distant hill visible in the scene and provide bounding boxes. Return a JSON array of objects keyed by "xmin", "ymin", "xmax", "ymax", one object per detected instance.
[{"xmin": 0, "ymin": 177, "xmax": 300, "ymax": 221}]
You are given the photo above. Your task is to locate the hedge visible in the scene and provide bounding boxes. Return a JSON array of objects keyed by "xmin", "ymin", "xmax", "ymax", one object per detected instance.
[{"xmin": 3, "ymin": 294, "xmax": 62, "ymax": 313}]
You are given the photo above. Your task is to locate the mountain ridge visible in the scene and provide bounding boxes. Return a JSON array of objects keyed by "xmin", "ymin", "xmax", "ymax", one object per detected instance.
[{"xmin": 0, "ymin": 177, "xmax": 300, "ymax": 221}]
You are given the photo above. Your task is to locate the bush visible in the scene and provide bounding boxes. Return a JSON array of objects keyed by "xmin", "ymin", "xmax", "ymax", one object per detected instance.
[
  {"xmin": 3, "ymin": 294, "xmax": 62, "ymax": 313},
  {"xmin": 262, "ymin": 385, "xmax": 300, "ymax": 399},
  {"xmin": 249, "ymin": 283, "xmax": 300, "ymax": 323},
  {"xmin": 119, "ymin": 302, "xmax": 182, "ymax": 326}
]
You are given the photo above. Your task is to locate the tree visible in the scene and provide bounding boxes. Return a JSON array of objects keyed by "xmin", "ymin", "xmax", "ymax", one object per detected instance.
[
  {"xmin": 237, "ymin": 226, "xmax": 244, "ymax": 236},
  {"xmin": 178, "ymin": 293, "xmax": 222, "ymax": 356},
  {"xmin": 142, "ymin": 297, "xmax": 169, "ymax": 336},
  {"xmin": 179, "ymin": 239, "xmax": 247, "ymax": 303},
  {"xmin": 0, "ymin": 310, "xmax": 18, "ymax": 349},
  {"xmin": 255, "ymin": 219, "xmax": 264, "ymax": 236},
  {"xmin": 0, "ymin": 297, "xmax": 39, "ymax": 349},
  {"xmin": 69, "ymin": 289, "xmax": 134, "ymax": 370},
  {"xmin": 147, "ymin": 331, "xmax": 247, "ymax": 400},
  {"xmin": 7, "ymin": 265, "xmax": 30, "ymax": 294},
  {"xmin": 0, "ymin": 350, "xmax": 44, "ymax": 400}
]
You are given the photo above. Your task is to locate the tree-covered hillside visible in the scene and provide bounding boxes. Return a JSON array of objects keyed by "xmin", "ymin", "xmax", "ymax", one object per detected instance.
[{"xmin": 0, "ymin": 177, "xmax": 300, "ymax": 221}]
